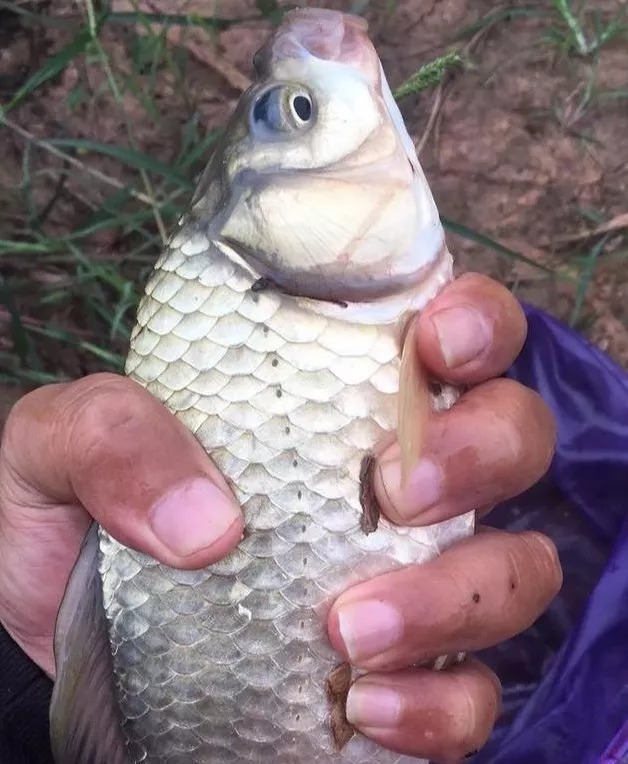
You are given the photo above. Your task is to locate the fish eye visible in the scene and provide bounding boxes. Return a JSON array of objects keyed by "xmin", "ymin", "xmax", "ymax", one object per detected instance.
[
  {"xmin": 291, "ymin": 94, "xmax": 312, "ymax": 124},
  {"xmin": 251, "ymin": 86, "xmax": 315, "ymax": 135}
]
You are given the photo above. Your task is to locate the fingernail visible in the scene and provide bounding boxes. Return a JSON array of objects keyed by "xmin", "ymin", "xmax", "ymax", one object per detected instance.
[
  {"xmin": 150, "ymin": 477, "xmax": 241, "ymax": 557},
  {"xmin": 379, "ymin": 457, "xmax": 442, "ymax": 520},
  {"xmin": 346, "ymin": 683, "xmax": 402, "ymax": 728},
  {"xmin": 430, "ymin": 306, "xmax": 491, "ymax": 368},
  {"xmin": 337, "ymin": 600, "xmax": 403, "ymax": 662}
]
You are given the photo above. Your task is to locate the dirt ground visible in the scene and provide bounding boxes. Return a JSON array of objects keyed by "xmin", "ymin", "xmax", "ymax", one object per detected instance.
[{"xmin": 1, "ymin": 0, "xmax": 627, "ymax": 403}]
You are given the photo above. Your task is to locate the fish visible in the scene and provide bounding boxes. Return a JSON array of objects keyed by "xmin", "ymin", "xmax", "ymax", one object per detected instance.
[{"xmin": 49, "ymin": 8, "xmax": 475, "ymax": 764}]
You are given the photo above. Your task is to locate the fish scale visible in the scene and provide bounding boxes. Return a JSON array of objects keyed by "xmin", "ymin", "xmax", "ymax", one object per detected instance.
[{"xmin": 91, "ymin": 237, "xmax": 473, "ymax": 764}]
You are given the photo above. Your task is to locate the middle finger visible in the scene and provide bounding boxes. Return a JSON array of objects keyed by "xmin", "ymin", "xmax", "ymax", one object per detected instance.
[{"xmin": 374, "ymin": 377, "xmax": 556, "ymax": 527}]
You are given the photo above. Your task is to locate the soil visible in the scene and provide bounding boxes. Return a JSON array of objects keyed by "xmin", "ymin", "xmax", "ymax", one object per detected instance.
[{"xmin": 1, "ymin": 0, "xmax": 627, "ymax": 419}]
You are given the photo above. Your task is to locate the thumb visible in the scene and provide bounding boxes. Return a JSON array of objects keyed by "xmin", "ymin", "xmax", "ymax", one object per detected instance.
[{"xmin": 0, "ymin": 373, "xmax": 243, "ymax": 570}]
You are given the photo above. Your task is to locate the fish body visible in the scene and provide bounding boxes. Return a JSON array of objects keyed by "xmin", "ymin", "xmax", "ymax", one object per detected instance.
[{"xmin": 50, "ymin": 9, "xmax": 474, "ymax": 764}]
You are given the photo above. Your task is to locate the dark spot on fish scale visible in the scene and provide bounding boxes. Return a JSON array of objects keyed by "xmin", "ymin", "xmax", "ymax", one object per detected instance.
[
  {"xmin": 297, "ymin": 490, "xmax": 302, "ymax": 500},
  {"xmin": 472, "ymin": 592, "xmax": 481, "ymax": 604},
  {"xmin": 276, "ymin": 389, "xmax": 282, "ymax": 398},
  {"xmin": 285, "ymin": 425, "xmax": 290, "ymax": 434},
  {"xmin": 252, "ymin": 277, "xmax": 275, "ymax": 293},
  {"xmin": 292, "ymin": 458, "xmax": 298, "ymax": 467},
  {"xmin": 272, "ymin": 358, "xmax": 279, "ymax": 367},
  {"xmin": 263, "ymin": 326, "xmax": 269, "ymax": 335}
]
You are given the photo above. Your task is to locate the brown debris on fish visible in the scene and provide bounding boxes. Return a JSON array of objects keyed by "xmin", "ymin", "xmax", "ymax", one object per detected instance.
[{"xmin": 50, "ymin": 8, "xmax": 475, "ymax": 764}]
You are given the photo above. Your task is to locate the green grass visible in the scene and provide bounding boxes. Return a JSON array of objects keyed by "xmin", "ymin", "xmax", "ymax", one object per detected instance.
[
  {"xmin": 0, "ymin": 0, "xmax": 626, "ymax": 385},
  {"xmin": 549, "ymin": 0, "xmax": 627, "ymax": 56}
]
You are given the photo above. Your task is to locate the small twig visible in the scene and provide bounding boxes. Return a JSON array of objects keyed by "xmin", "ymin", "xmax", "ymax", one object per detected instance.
[
  {"xmin": 413, "ymin": 6, "xmax": 507, "ymax": 155},
  {"xmin": 0, "ymin": 308, "xmax": 93, "ymax": 337},
  {"xmin": 416, "ymin": 81, "xmax": 444, "ymax": 156},
  {"xmin": 33, "ymin": 161, "xmax": 70, "ymax": 228},
  {"xmin": 164, "ymin": 26, "xmax": 252, "ymax": 92},
  {"xmin": 115, "ymin": 0, "xmax": 252, "ymax": 92},
  {"xmin": 0, "ymin": 115, "xmax": 158, "ymax": 206},
  {"xmin": 548, "ymin": 212, "xmax": 628, "ymax": 247}
]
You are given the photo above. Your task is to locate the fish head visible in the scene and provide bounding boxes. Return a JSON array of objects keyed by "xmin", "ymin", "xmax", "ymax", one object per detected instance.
[{"xmin": 187, "ymin": 8, "xmax": 446, "ymax": 304}]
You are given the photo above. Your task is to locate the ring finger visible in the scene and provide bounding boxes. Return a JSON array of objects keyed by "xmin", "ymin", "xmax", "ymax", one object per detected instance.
[{"xmin": 328, "ymin": 529, "xmax": 562, "ymax": 671}]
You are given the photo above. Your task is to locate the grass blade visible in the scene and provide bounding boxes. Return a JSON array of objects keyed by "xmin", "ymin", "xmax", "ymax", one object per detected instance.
[
  {"xmin": 442, "ymin": 216, "xmax": 556, "ymax": 274},
  {"xmin": 26, "ymin": 324, "xmax": 125, "ymax": 369},
  {"xmin": 2, "ymin": 18, "xmax": 105, "ymax": 112},
  {"xmin": 0, "ymin": 362, "xmax": 67, "ymax": 386},
  {"xmin": 48, "ymin": 138, "xmax": 192, "ymax": 188},
  {"xmin": 570, "ymin": 234, "xmax": 611, "ymax": 326},
  {"xmin": 455, "ymin": 7, "xmax": 548, "ymax": 39},
  {"xmin": 0, "ymin": 275, "xmax": 30, "ymax": 365},
  {"xmin": 0, "ymin": 239, "xmax": 58, "ymax": 254},
  {"xmin": 107, "ymin": 11, "xmax": 256, "ymax": 29}
]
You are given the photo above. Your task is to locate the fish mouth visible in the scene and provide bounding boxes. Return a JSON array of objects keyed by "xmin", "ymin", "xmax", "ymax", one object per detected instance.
[{"xmin": 254, "ymin": 9, "xmax": 381, "ymax": 88}]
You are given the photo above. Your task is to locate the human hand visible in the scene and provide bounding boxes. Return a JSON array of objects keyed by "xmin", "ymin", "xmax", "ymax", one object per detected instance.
[
  {"xmin": 0, "ymin": 273, "xmax": 560, "ymax": 763},
  {"xmin": 327, "ymin": 273, "xmax": 561, "ymax": 762}
]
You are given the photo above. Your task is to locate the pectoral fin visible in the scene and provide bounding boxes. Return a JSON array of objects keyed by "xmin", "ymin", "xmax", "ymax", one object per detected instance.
[{"xmin": 49, "ymin": 522, "xmax": 130, "ymax": 764}]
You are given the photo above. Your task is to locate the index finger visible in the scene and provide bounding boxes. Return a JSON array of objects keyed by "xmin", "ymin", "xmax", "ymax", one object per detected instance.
[{"xmin": 415, "ymin": 272, "xmax": 527, "ymax": 385}]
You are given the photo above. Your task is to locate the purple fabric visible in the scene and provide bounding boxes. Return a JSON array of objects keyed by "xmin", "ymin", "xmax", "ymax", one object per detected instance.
[
  {"xmin": 468, "ymin": 305, "xmax": 628, "ymax": 764},
  {"xmin": 599, "ymin": 719, "xmax": 628, "ymax": 764}
]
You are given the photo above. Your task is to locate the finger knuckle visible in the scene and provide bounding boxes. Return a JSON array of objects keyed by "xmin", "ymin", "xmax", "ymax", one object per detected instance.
[
  {"xmin": 1, "ymin": 394, "xmax": 32, "ymax": 455},
  {"xmin": 1, "ymin": 385, "xmax": 73, "ymax": 478},
  {"xmin": 480, "ymin": 379, "xmax": 530, "ymax": 463},
  {"xmin": 519, "ymin": 387, "xmax": 557, "ymax": 466},
  {"xmin": 444, "ymin": 668, "xmax": 499, "ymax": 759},
  {"xmin": 488, "ymin": 380, "xmax": 556, "ymax": 471},
  {"xmin": 62, "ymin": 375, "xmax": 146, "ymax": 471},
  {"xmin": 438, "ymin": 567, "xmax": 479, "ymax": 638},
  {"xmin": 501, "ymin": 531, "xmax": 563, "ymax": 625},
  {"xmin": 459, "ymin": 272, "xmax": 526, "ymax": 338},
  {"xmin": 520, "ymin": 531, "xmax": 564, "ymax": 597},
  {"xmin": 2, "ymin": 384, "xmax": 54, "ymax": 441}
]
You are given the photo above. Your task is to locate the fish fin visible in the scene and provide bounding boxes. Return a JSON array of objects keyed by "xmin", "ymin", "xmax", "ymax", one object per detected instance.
[
  {"xmin": 49, "ymin": 522, "xmax": 130, "ymax": 764},
  {"xmin": 398, "ymin": 320, "xmax": 429, "ymax": 487}
]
